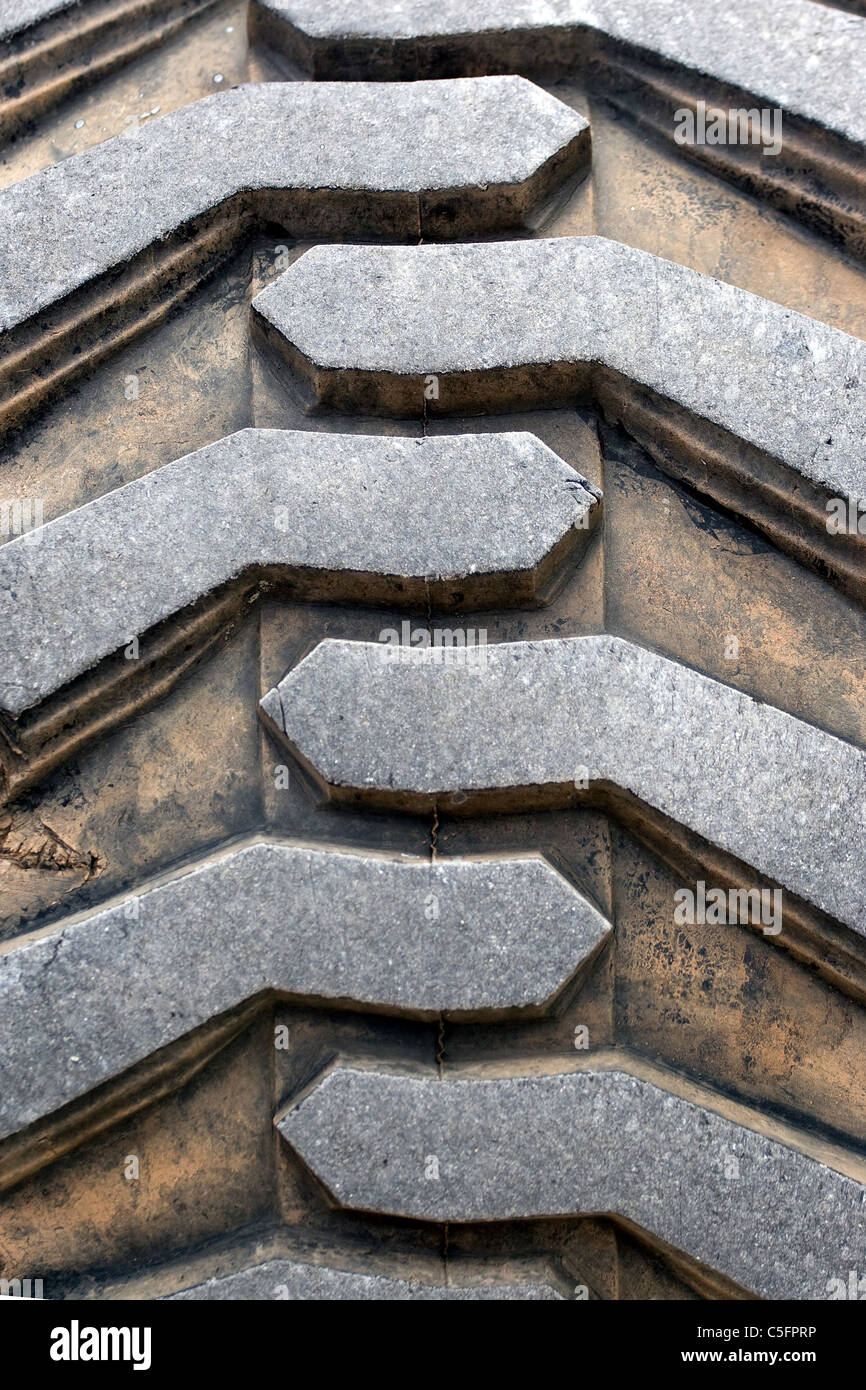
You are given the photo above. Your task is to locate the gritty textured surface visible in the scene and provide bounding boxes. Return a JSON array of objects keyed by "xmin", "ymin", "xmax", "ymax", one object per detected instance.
[
  {"xmin": 0, "ymin": 79, "xmax": 587, "ymax": 331},
  {"xmin": 0, "ymin": 428, "xmax": 595, "ymax": 717},
  {"xmin": 265, "ymin": 635, "xmax": 866, "ymax": 934},
  {"xmin": 168, "ymin": 1257, "xmax": 561, "ymax": 1300},
  {"xmin": 278, "ymin": 1063, "xmax": 866, "ymax": 1300},
  {"xmin": 0, "ymin": 840, "xmax": 608, "ymax": 1139},
  {"xmin": 255, "ymin": 237, "xmax": 866, "ymax": 502},
  {"xmin": 262, "ymin": 0, "xmax": 866, "ymax": 144},
  {"xmin": 0, "ymin": 0, "xmax": 73, "ymax": 36}
]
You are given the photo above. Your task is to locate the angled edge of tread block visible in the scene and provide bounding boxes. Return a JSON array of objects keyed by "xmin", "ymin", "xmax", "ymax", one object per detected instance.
[
  {"xmin": 0, "ymin": 79, "xmax": 589, "ymax": 438},
  {"xmin": 253, "ymin": 237, "xmax": 866, "ymax": 604},
  {"xmin": 0, "ymin": 428, "xmax": 599, "ymax": 801},
  {"xmin": 251, "ymin": 0, "xmax": 866, "ymax": 255},
  {"xmin": 262, "ymin": 634, "xmax": 866, "ymax": 942},
  {"xmin": 276, "ymin": 1055, "xmax": 866, "ymax": 1300},
  {"xmin": 0, "ymin": 837, "xmax": 610, "ymax": 1152},
  {"xmin": 0, "ymin": 429, "xmax": 599, "ymax": 719}
]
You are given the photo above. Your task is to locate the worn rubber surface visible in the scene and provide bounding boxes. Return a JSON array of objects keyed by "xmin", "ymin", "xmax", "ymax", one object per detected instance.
[{"xmin": 0, "ymin": 0, "xmax": 865, "ymax": 1303}]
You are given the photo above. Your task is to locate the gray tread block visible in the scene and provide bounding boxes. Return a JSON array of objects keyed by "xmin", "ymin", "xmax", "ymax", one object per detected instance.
[
  {"xmin": 262, "ymin": 634, "xmax": 866, "ymax": 934},
  {"xmin": 0, "ymin": 429, "xmax": 597, "ymax": 718},
  {"xmin": 0, "ymin": 0, "xmax": 99, "ymax": 36},
  {"xmin": 276, "ymin": 1062, "xmax": 866, "ymax": 1300},
  {"xmin": 254, "ymin": 237, "xmax": 866, "ymax": 504},
  {"xmin": 255, "ymin": 237, "xmax": 866, "ymax": 596},
  {"xmin": 168, "ymin": 1258, "xmax": 562, "ymax": 1300},
  {"xmin": 0, "ymin": 840, "xmax": 609, "ymax": 1140},
  {"xmin": 258, "ymin": 0, "xmax": 865, "ymax": 144},
  {"xmin": 0, "ymin": 78, "xmax": 588, "ymax": 332}
]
